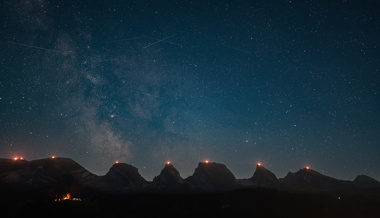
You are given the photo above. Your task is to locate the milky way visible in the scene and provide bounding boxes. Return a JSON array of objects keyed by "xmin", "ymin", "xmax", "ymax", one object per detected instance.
[{"xmin": 1, "ymin": 0, "xmax": 379, "ymax": 180}]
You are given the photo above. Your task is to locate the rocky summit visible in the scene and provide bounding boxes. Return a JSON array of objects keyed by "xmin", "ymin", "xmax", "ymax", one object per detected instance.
[
  {"xmin": 280, "ymin": 168, "xmax": 354, "ymax": 192},
  {"xmin": 250, "ymin": 164, "xmax": 278, "ymax": 186},
  {"xmin": 185, "ymin": 162, "xmax": 237, "ymax": 191},
  {"xmin": 353, "ymin": 175, "xmax": 380, "ymax": 188},
  {"xmin": 151, "ymin": 163, "xmax": 183, "ymax": 190},
  {"xmin": 103, "ymin": 162, "xmax": 147, "ymax": 190}
]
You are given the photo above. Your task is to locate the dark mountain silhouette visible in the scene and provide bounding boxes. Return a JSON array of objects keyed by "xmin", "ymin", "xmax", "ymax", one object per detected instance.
[
  {"xmin": 0, "ymin": 158, "xmax": 29, "ymax": 183},
  {"xmin": 0, "ymin": 157, "xmax": 95, "ymax": 199},
  {"xmin": 151, "ymin": 163, "xmax": 183, "ymax": 191},
  {"xmin": 2, "ymin": 157, "xmax": 380, "ymax": 218},
  {"xmin": 1, "ymin": 157, "xmax": 380, "ymax": 195},
  {"xmin": 0, "ymin": 157, "xmax": 95, "ymax": 185},
  {"xmin": 102, "ymin": 163, "xmax": 147, "ymax": 190},
  {"xmin": 250, "ymin": 164, "xmax": 278, "ymax": 186},
  {"xmin": 353, "ymin": 175, "xmax": 380, "ymax": 188},
  {"xmin": 237, "ymin": 164, "xmax": 278, "ymax": 187},
  {"xmin": 279, "ymin": 167, "xmax": 354, "ymax": 192},
  {"xmin": 185, "ymin": 162, "xmax": 237, "ymax": 191},
  {"xmin": 0, "ymin": 158, "xmax": 29, "ymax": 173}
]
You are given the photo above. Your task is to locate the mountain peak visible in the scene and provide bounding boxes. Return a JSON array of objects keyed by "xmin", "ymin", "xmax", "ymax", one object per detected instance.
[
  {"xmin": 353, "ymin": 175, "xmax": 380, "ymax": 188},
  {"xmin": 185, "ymin": 161, "xmax": 237, "ymax": 191},
  {"xmin": 250, "ymin": 164, "xmax": 278, "ymax": 186},
  {"xmin": 0, "ymin": 156, "xmax": 94, "ymax": 197},
  {"xmin": 104, "ymin": 162, "xmax": 147, "ymax": 189},
  {"xmin": 282, "ymin": 168, "xmax": 328, "ymax": 183},
  {"xmin": 151, "ymin": 163, "xmax": 183, "ymax": 190},
  {"xmin": 163, "ymin": 162, "xmax": 176, "ymax": 170},
  {"xmin": 281, "ymin": 168, "xmax": 353, "ymax": 192}
]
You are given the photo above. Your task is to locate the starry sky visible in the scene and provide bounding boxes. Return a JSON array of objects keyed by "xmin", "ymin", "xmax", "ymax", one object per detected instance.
[{"xmin": 1, "ymin": 0, "xmax": 379, "ymax": 181}]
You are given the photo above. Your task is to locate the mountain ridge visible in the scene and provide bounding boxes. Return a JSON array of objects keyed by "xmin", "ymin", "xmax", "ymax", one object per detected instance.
[
  {"xmin": 1, "ymin": 157, "xmax": 379, "ymax": 195},
  {"xmin": 279, "ymin": 168, "xmax": 355, "ymax": 193}
]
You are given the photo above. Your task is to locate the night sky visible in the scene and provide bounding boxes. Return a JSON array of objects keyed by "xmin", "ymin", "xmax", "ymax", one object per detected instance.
[{"xmin": 1, "ymin": 0, "xmax": 379, "ymax": 181}]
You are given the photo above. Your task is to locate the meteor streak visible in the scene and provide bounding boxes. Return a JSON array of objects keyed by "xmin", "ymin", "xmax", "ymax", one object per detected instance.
[
  {"xmin": 221, "ymin": 43, "xmax": 252, "ymax": 54},
  {"xmin": 142, "ymin": 34, "xmax": 177, "ymax": 49},
  {"xmin": 8, "ymin": 41, "xmax": 69, "ymax": 54},
  {"xmin": 142, "ymin": 35, "xmax": 182, "ymax": 47},
  {"xmin": 131, "ymin": 91, "xmax": 161, "ymax": 98}
]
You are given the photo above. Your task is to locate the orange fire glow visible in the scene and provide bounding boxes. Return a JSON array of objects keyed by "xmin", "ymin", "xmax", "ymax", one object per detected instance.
[
  {"xmin": 257, "ymin": 163, "xmax": 261, "ymax": 166},
  {"xmin": 306, "ymin": 166, "xmax": 310, "ymax": 170},
  {"xmin": 13, "ymin": 157, "xmax": 18, "ymax": 160},
  {"xmin": 63, "ymin": 193, "xmax": 71, "ymax": 200},
  {"xmin": 115, "ymin": 161, "xmax": 119, "ymax": 164},
  {"xmin": 55, "ymin": 193, "xmax": 78, "ymax": 201},
  {"xmin": 167, "ymin": 161, "xmax": 171, "ymax": 165},
  {"xmin": 51, "ymin": 156, "xmax": 55, "ymax": 159},
  {"xmin": 205, "ymin": 160, "xmax": 209, "ymax": 163},
  {"xmin": 20, "ymin": 157, "xmax": 24, "ymax": 160}
]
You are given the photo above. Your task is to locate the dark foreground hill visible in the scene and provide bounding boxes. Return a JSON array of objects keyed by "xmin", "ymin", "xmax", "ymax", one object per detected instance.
[
  {"xmin": 2, "ymin": 188, "xmax": 380, "ymax": 218},
  {"xmin": 1, "ymin": 157, "xmax": 380, "ymax": 217}
]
